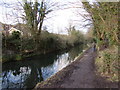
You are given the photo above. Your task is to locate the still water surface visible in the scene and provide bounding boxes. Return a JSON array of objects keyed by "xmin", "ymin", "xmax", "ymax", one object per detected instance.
[{"xmin": 2, "ymin": 45, "xmax": 86, "ymax": 89}]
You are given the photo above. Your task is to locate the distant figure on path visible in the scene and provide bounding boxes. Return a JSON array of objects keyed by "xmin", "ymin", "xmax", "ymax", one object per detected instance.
[{"xmin": 93, "ymin": 42, "xmax": 96, "ymax": 52}]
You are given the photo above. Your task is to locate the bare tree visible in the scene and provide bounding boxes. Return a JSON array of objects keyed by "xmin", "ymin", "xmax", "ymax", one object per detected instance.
[{"xmin": 22, "ymin": 0, "xmax": 59, "ymax": 36}]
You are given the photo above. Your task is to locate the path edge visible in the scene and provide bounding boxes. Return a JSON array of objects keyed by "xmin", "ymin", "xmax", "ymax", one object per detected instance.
[{"xmin": 34, "ymin": 46, "xmax": 92, "ymax": 89}]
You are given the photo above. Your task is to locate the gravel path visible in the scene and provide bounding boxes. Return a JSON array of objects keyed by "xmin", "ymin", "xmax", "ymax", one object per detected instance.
[{"xmin": 34, "ymin": 47, "xmax": 119, "ymax": 89}]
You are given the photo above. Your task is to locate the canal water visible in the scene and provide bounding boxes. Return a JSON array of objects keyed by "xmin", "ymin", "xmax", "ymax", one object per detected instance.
[{"xmin": 2, "ymin": 45, "xmax": 86, "ymax": 89}]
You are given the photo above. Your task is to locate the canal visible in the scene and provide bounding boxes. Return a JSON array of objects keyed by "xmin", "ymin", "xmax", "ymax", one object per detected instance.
[{"xmin": 2, "ymin": 44, "xmax": 86, "ymax": 89}]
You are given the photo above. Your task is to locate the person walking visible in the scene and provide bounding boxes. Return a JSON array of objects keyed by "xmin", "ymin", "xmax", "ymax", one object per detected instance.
[{"xmin": 93, "ymin": 42, "xmax": 96, "ymax": 52}]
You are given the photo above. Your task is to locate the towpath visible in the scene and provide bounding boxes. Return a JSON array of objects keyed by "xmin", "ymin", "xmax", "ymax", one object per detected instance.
[{"xmin": 35, "ymin": 47, "xmax": 118, "ymax": 89}]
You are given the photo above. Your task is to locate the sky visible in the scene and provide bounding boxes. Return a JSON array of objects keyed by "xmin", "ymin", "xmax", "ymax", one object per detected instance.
[{"xmin": 0, "ymin": 0, "xmax": 92, "ymax": 34}]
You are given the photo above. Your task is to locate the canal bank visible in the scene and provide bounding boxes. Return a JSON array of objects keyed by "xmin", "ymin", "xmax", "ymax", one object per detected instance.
[
  {"xmin": 34, "ymin": 47, "xmax": 92, "ymax": 88},
  {"xmin": 2, "ymin": 45, "xmax": 86, "ymax": 89},
  {"xmin": 34, "ymin": 46, "xmax": 118, "ymax": 89}
]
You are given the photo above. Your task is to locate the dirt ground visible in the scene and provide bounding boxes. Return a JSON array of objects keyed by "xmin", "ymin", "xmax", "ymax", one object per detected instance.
[{"xmin": 34, "ymin": 47, "xmax": 119, "ymax": 89}]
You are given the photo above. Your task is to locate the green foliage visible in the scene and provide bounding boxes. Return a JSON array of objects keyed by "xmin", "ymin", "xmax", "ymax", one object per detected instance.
[
  {"xmin": 10, "ymin": 31, "xmax": 21, "ymax": 50},
  {"xmin": 2, "ymin": 54, "xmax": 14, "ymax": 62},
  {"xmin": 96, "ymin": 46, "xmax": 119, "ymax": 81},
  {"xmin": 2, "ymin": 29, "xmax": 85, "ymax": 62},
  {"xmin": 2, "ymin": 31, "xmax": 21, "ymax": 51},
  {"xmin": 39, "ymin": 32, "xmax": 61, "ymax": 51},
  {"xmin": 2, "ymin": 53, "xmax": 22, "ymax": 62},
  {"xmin": 11, "ymin": 31, "xmax": 21, "ymax": 39},
  {"xmin": 22, "ymin": 30, "xmax": 84, "ymax": 53},
  {"xmin": 23, "ymin": 0, "xmax": 55, "ymax": 50},
  {"xmin": 83, "ymin": 2, "xmax": 119, "ymax": 47},
  {"xmin": 15, "ymin": 54, "xmax": 22, "ymax": 61},
  {"xmin": 84, "ymin": 27, "xmax": 94, "ymax": 44},
  {"xmin": 23, "ymin": 1, "xmax": 39, "ymax": 34},
  {"xmin": 83, "ymin": 2, "xmax": 119, "ymax": 81},
  {"xmin": 68, "ymin": 26, "xmax": 84, "ymax": 46},
  {"xmin": 23, "ymin": 0, "xmax": 53, "ymax": 36}
]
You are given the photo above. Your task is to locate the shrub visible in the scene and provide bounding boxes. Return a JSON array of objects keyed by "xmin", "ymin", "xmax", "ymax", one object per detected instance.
[{"xmin": 96, "ymin": 45, "xmax": 119, "ymax": 81}]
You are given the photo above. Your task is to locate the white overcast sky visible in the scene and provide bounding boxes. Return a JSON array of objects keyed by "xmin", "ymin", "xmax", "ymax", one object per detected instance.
[{"xmin": 0, "ymin": 0, "xmax": 93, "ymax": 34}]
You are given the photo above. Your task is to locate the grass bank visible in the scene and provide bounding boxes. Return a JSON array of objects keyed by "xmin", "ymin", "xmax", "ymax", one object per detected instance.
[{"xmin": 95, "ymin": 45, "xmax": 119, "ymax": 82}]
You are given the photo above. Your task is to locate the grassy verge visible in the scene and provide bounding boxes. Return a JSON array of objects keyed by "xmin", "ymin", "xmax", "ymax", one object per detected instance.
[{"xmin": 95, "ymin": 45, "xmax": 119, "ymax": 82}]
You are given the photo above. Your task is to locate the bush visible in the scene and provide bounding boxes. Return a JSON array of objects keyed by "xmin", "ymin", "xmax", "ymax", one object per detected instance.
[
  {"xmin": 96, "ymin": 45, "xmax": 119, "ymax": 81},
  {"xmin": 2, "ymin": 30, "xmax": 85, "ymax": 62}
]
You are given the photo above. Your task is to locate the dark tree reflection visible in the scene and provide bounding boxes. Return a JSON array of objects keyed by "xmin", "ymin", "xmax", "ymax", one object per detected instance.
[{"xmin": 2, "ymin": 45, "xmax": 85, "ymax": 89}]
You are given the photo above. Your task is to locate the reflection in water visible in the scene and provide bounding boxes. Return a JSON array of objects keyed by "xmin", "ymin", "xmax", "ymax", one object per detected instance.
[
  {"xmin": 41, "ymin": 53, "xmax": 70, "ymax": 80},
  {"xmin": 2, "ymin": 67, "xmax": 31, "ymax": 88},
  {"xmin": 2, "ymin": 44, "xmax": 85, "ymax": 89}
]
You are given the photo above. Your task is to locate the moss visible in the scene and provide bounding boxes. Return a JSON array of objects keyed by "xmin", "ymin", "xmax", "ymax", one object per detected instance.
[
  {"xmin": 15, "ymin": 54, "xmax": 22, "ymax": 60},
  {"xmin": 2, "ymin": 53, "xmax": 23, "ymax": 63}
]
